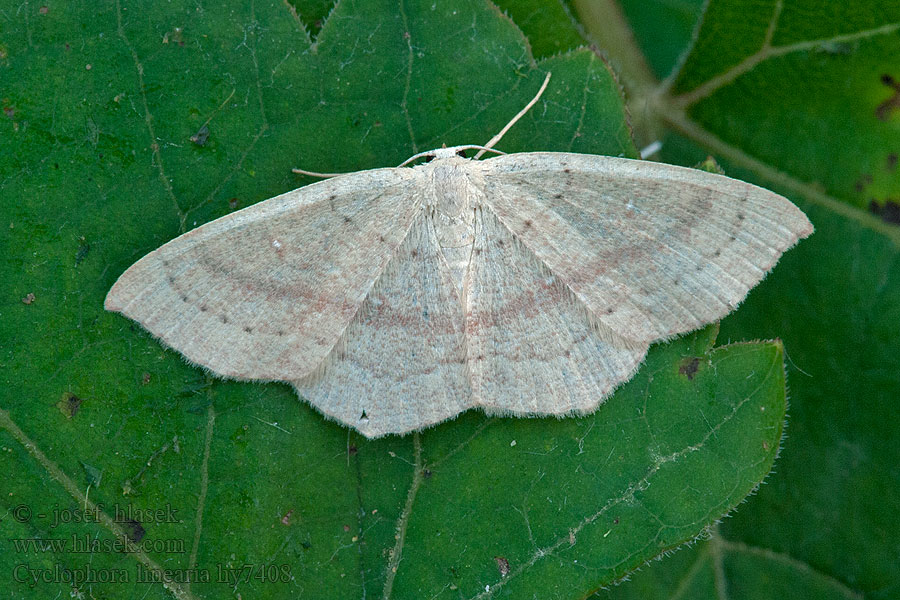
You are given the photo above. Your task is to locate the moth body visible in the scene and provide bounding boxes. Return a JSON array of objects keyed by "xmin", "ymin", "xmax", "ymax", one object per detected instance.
[{"xmin": 106, "ymin": 148, "xmax": 812, "ymax": 438}]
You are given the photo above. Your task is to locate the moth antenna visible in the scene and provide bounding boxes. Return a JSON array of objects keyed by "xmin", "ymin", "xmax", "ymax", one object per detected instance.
[
  {"xmin": 474, "ymin": 72, "xmax": 551, "ymax": 159},
  {"xmin": 291, "ymin": 167, "xmax": 347, "ymax": 178}
]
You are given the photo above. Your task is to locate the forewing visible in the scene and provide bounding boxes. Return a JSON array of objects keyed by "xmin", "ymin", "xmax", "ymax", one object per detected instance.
[
  {"xmin": 466, "ymin": 208, "xmax": 648, "ymax": 415},
  {"xmin": 480, "ymin": 153, "xmax": 813, "ymax": 343},
  {"xmin": 105, "ymin": 168, "xmax": 422, "ymax": 380},
  {"xmin": 293, "ymin": 212, "xmax": 471, "ymax": 438}
]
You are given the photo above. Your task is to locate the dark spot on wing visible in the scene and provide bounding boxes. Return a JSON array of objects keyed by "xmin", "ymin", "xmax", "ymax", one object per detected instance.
[
  {"xmin": 523, "ymin": 219, "xmax": 532, "ymax": 228},
  {"xmin": 180, "ymin": 295, "xmax": 188, "ymax": 302},
  {"xmin": 167, "ymin": 275, "xmax": 175, "ymax": 283},
  {"xmin": 221, "ymin": 315, "xmax": 228, "ymax": 324},
  {"xmin": 678, "ymin": 357, "xmax": 700, "ymax": 380},
  {"xmin": 277, "ymin": 330, "xmax": 285, "ymax": 336},
  {"xmin": 713, "ymin": 249, "xmax": 722, "ymax": 258},
  {"xmin": 737, "ymin": 213, "xmax": 745, "ymax": 221},
  {"xmin": 243, "ymin": 326, "xmax": 253, "ymax": 333},
  {"xmin": 343, "ymin": 215, "xmax": 352, "ymax": 223},
  {"xmin": 200, "ymin": 305, "xmax": 208, "ymax": 312},
  {"xmin": 411, "ymin": 249, "xmax": 418, "ymax": 258}
]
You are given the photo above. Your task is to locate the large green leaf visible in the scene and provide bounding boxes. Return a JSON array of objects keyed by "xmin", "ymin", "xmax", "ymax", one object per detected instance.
[
  {"xmin": 2, "ymin": 0, "xmax": 796, "ymax": 598},
  {"xmin": 570, "ymin": 0, "xmax": 900, "ymax": 598}
]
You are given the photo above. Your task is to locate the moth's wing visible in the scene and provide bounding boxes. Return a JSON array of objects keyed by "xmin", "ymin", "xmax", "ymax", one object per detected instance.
[
  {"xmin": 466, "ymin": 208, "xmax": 649, "ymax": 415},
  {"xmin": 293, "ymin": 212, "xmax": 471, "ymax": 438},
  {"xmin": 480, "ymin": 153, "xmax": 814, "ymax": 343},
  {"xmin": 105, "ymin": 168, "xmax": 423, "ymax": 380}
]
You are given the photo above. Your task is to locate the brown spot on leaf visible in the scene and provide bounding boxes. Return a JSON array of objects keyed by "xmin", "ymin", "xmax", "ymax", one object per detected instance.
[
  {"xmin": 876, "ymin": 74, "xmax": 900, "ymax": 121},
  {"xmin": 348, "ymin": 444, "xmax": 358, "ymax": 456},
  {"xmin": 58, "ymin": 392, "xmax": 83, "ymax": 418},
  {"xmin": 494, "ymin": 556, "xmax": 510, "ymax": 577},
  {"xmin": 855, "ymin": 173, "xmax": 873, "ymax": 192},
  {"xmin": 281, "ymin": 509, "xmax": 294, "ymax": 526},
  {"xmin": 870, "ymin": 200, "xmax": 900, "ymax": 224},
  {"xmin": 142, "ymin": 372, "xmax": 152, "ymax": 385},
  {"xmin": 39, "ymin": 5, "xmax": 49, "ymax": 14},
  {"xmin": 22, "ymin": 292, "xmax": 35, "ymax": 304},
  {"xmin": 423, "ymin": 468, "xmax": 432, "ymax": 479},
  {"xmin": 121, "ymin": 518, "xmax": 146, "ymax": 543},
  {"xmin": 679, "ymin": 357, "xmax": 700, "ymax": 380},
  {"xmin": 228, "ymin": 197, "xmax": 239, "ymax": 210}
]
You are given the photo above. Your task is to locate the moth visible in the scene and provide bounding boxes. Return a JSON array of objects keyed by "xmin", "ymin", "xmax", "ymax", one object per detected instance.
[{"xmin": 105, "ymin": 74, "xmax": 813, "ymax": 438}]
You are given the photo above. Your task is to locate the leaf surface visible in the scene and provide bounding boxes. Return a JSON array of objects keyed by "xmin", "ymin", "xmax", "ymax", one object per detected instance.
[{"xmin": 0, "ymin": 0, "xmax": 794, "ymax": 598}]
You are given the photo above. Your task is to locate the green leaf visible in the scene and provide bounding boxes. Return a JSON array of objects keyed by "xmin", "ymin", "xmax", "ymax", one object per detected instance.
[
  {"xmin": 1, "ymin": 0, "xmax": 795, "ymax": 598},
  {"xmin": 572, "ymin": 0, "xmax": 900, "ymax": 598}
]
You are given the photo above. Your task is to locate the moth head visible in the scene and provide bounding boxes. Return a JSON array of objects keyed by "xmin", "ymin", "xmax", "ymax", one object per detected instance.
[{"xmin": 398, "ymin": 145, "xmax": 503, "ymax": 168}]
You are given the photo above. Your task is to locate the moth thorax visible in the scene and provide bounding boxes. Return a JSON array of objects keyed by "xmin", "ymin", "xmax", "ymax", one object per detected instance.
[{"xmin": 430, "ymin": 161, "xmax": 474, "ymax": 218}]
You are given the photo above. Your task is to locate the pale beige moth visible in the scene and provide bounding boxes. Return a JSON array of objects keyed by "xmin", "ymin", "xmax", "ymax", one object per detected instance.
[{"xmin": 106, "ymin": 75, "xmax": 813, "ymax": 438}]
